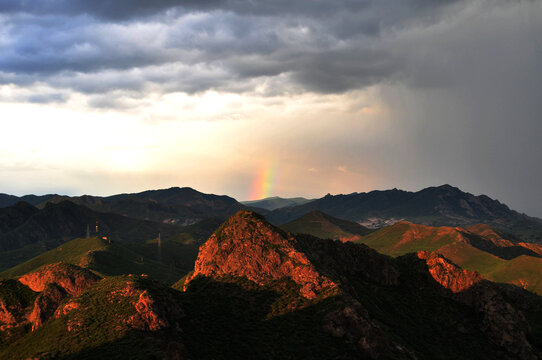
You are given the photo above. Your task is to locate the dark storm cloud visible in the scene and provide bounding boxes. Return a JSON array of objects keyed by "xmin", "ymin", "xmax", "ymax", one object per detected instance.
[
  {"xmin": 0, "ymin": 0, "xmax": 457, "ymax": 22},
  {"xmin": 0, "ymin": 0, "xmax": 182, "ymax": 20},
  {"xmin": 0, "ymin": 0, "xmax": 467, "ymax": 101}
]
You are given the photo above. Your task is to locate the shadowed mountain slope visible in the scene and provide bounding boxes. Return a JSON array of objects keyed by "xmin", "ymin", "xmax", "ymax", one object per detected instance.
[
  {"xmin": 0, "ymin": 217, "xmax": 223, "ymax": 285},
  {"xmin": 266, "ymin": 185, "xmax": 542, "ymax": 242},
  {"xmin": 0, "ymin": 202, "xmax": 38, "ymax": 234},
  {"xmin": 0, "ymin": 194, "xmax": 57, "ymax": 209},
  {"xmin": 280, "ymin": 210, "xmax": 372, "ymax": 241},
  {"xmin": 0, "ymin": 237, "xmax": 190, "ymax": 286},
  {"xmin": 0, "ymin": 201, "xmax": 185, "ymax": 271}
]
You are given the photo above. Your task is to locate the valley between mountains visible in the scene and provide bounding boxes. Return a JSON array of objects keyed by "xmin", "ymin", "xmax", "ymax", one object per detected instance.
[{"xmin": 0, "ymin": 186, "xmax": 540, "ymax": 359}]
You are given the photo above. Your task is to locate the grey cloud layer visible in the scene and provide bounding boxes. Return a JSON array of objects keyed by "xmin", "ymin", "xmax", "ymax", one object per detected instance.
[
  {"xmin": 0, "ymin": 0, "xmax": 456, "ymax": 22},
  {"xmin": 0, "ymin": 0, "xmax": 468, "ymax": 103}
]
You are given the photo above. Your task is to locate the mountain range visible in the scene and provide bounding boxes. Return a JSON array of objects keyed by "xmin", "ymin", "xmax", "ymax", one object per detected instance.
[
  {"xmin": 32, "ymin": 187, "xmax": 245, "ymax": 225},
  {"xmin": 266, "ymin": 184, "xmax": 542, "ymax": 242},
  {"xmin": 2, "ymin": 185, "xmax": 541, "ymax": 242},
  {"xmin": 0, "ymin": 210, "xmax": 540, "ymax": 359},
  {"xmin": 0, "ymin": 185, "xmax": 541, "ymax": 358}
]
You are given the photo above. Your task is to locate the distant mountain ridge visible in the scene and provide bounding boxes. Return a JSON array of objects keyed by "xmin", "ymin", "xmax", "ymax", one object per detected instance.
[
  {"xmin": 241, "ymin": 196, "xmax": 313, "ymax": 210},
  {"xmin": 268, "ymin": 184, "xmax": 542, "ymax": 242},
  {"xmin": 36, "ymin": 187, "xmax": 245, "ymax": 225},
  {"xmin": 2, "ymin": 185, "xmax": 541, "ymax": 243},
  {"xmin": 0, "ymin": 194, "xmax": 57, "ymax": 208}
]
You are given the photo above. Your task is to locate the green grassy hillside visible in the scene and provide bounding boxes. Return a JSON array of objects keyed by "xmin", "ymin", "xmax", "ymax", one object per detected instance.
[
  {"xmin": 281, "ymin": 210, "xmax": 371, "ymax": 240},
  {"xmin": 0, "ymin": 237, "xmax": 196, "ymax": 285},
  {"xmin": 356, "ymin": 222, "xmax": 542, "ymax": 295},
  {"xmin": 1, "ymin": 237, "xmax": 107, "ymax": 278},
  {"xmin": 358, "ymin": 221, "xmax": 463, "ymax": 256}
]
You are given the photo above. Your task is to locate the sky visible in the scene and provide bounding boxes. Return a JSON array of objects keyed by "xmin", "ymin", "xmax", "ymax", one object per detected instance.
[{"xmin": 0, "ymin": 0, "xmax": 541, "ymax": 217}]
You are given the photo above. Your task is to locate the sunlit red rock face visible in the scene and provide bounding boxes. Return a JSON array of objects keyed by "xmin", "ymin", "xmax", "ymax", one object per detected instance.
[
  {"xmin": 19, "ymin": 263, "xmax": 100, "ymax": 295},
  {"xmin": 417, "ymin": 251, "xmax": 483, "ymax": 293},
  {"xmin": 186, "ymin": 210, "xmax": 339, "ymax": 299},
  {"xmin": 0, "ymin": 263, "xmax": 100, "ymax": 336},
  {"xmin": 16, "ymin": 263, "xmax": 100, "ymax": 331}
]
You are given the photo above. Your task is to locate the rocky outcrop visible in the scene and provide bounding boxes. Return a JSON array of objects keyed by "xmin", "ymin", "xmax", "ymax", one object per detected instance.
[
  {"xmin": 18, "ymin": 262, "xmax": 100, "ymax": 295},
  {"xmin": 417, "ymin": 251, "xmax": 483, "ymax": 293},
  {"xmin": 323, "ymin": 300, "xmax": 416, "ymax": 359},
  {"xmin": 27, "ymin": 283, "xmax": 67, "ymax": 331},
  {"xmin": 0, "ymin": 279, "xmax": 37, "ymax": 332},
  {"xmin": 0, "ymin": 300, "xmax": 17, "ymax": 330},
  {"xmin": 128, "ymin": 289, "xmax": 184, "ymax": 332},
  {"xmin": 0, "ymin": 263, "xmax": 101, "ymax": 333},
  {"xmin": 417, "ymin": 251, "xmax": 537, "ymax": 359},
  {"xmin": 185, "ymin": 210, "xmax": 339, "ymax": 299}
]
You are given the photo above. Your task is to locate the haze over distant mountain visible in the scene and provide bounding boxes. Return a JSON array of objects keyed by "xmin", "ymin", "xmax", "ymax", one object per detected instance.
[
  {"xmin": 267, "ymin": 185, "xmax": 542, "ymax": 242},
  {"xmin": 241, "ymin": 196, "xmax": 313, "ymax": 211}
]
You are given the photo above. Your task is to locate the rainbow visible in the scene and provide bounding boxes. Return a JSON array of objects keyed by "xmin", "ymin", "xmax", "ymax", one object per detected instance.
[{"xmin": 250, "ymin": 160, "xmax": 276, "ymax": 200}]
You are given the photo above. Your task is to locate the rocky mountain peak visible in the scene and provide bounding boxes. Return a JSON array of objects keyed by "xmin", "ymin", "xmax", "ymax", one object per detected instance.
[{"xmin": 185, "ymin": 210, "xmax": 339, "ymax": 299}]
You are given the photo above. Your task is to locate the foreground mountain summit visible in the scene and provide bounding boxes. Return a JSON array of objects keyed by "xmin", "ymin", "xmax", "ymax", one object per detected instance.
[{"xmin": 1, "ymin": 210, "xmax": 540, "ymax": 359}]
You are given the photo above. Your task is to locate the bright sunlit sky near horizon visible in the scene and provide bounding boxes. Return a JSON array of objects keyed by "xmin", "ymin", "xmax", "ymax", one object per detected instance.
[{"xmin": 0, "ymin": 0, "xmax": 541, "ymax": 216}]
